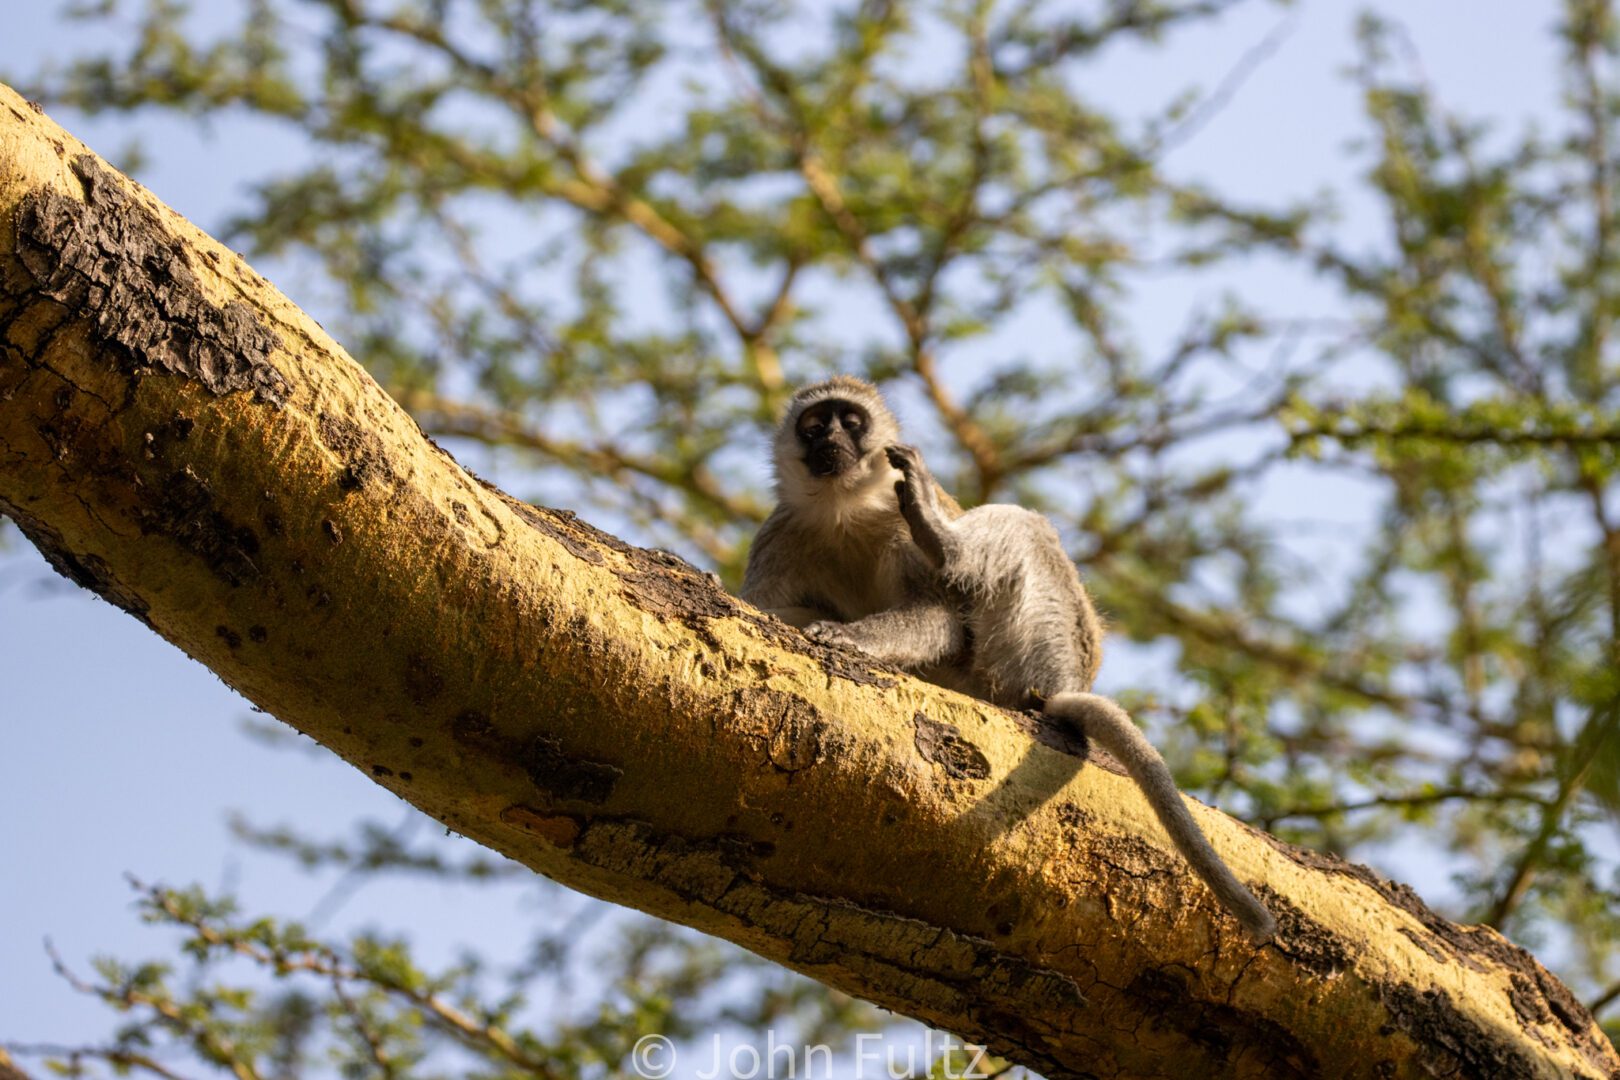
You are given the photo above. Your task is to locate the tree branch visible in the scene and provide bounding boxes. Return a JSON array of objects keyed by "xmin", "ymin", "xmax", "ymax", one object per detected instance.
[{"xmin": 1, "ymin": 86, "xmax": 1613, "ymax": 1079}]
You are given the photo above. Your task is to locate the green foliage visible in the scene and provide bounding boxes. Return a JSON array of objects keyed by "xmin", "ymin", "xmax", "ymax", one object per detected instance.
[
  {"xmin": 24, "ymin": 875, "xmax": 893, "ymax": 1079},
  {"xmin": 9, "ymin": 0, "xmax": 1620, "ymax": 1066}
]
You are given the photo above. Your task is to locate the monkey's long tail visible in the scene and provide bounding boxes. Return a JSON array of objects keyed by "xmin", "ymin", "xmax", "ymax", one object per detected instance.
[{"xmin": 1045, "ymin": 692, "xmax": 1277, "ymax": 940}]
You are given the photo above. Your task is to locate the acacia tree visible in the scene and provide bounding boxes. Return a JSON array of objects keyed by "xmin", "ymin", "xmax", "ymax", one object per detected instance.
[{"xmin": 5, "ymin": 0, "xmax": 1620, "ymax": 1074}]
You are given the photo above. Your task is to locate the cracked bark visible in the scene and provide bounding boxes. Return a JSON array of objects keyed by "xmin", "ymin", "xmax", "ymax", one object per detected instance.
[{"xmin": 0, "ymin": 84, "xmax": 1615, "ymax": 1080}]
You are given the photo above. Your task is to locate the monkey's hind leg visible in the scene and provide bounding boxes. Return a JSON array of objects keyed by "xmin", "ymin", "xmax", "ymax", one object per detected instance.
[{"xmin": 886, "ymin": 445, "xmax": 956, "ymax": 569}]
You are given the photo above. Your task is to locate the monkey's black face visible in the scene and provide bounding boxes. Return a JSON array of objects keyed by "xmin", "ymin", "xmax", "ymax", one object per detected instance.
[{"xmin": 795, "ymin": 398, "xmax": 871, "ymax": 478}]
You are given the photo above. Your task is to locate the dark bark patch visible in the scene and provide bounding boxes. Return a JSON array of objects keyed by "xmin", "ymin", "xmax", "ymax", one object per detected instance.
[
  {"xmin": 13, "ymin": 156, "xmax": 286, "ymax": 404},
  {"xmin": 572, "ymin": 818, "xmax": 786, "ymax": 904},
  {"xmin": 35, "ymin": 407, "xmax": 94, "ymax": 464},
  {"xmin": 506, "ymin": 500, "xmax": 608, "ymax": 564},
  {"xmin": 5, "ymin": 342, "xmax": 261, "ymax": 588},
  {"xmin": 317, "ymin": 412, "xmax": 394, "ymax": 492},
  {"xmin": 914, "ymin": 714, "xmax": 991, "ymax": 781},
  {"xmin": 450, "ymin": 710, "xmax": 621, "ymax": 805},
  {"xmin": 215, "ymin": 625, "xmax": 242, "ymax": 649},
  {"xmin": 757, "ymin": 690, "xmax": 830, "ymax": 773},
  {"xmin": 1378, "ymin": 983, "xmax": 1540, "ymax": 1080},
  {"xmin": 518, "ymin": 510, "xmax": 747, "ymax": 629},
  {"xmin": 1262, "ymin": 892, "xmax": 1355, "ymax": 978},
  {"xmin": 1268, "ymin": 840, "xmax": 1494, "ymax": 971},
  {"xmin": 523, "ymin": 733, "xmax": 622, "ymax": 805},
  {"xmin": 1055, "ymin": 802, "xmax": 1091, "ymax": 831},
  {"xmin": 0, "ymin": 496, "xmax": 150, "ymax": 623},
  {"xmin": 133, "ymin": 466, "xmax": 261, "ymax": 586},
  {"xmin": 1509, "ymin": 973, "xmax": 1554, "ymax": 1029},
  {"xmin": 1011, "ymin": 707, "xmax": 1109, "ymax": 766},
  {"xmin": 798, "ymin": 633, "xmax": 905, "ymax": 688},
  {"xmin": 1127, "ymin": 967, "xmax": 1319, "ymax": 1079},
  {"xmin": 1398, "ymin": 925, "xmax": 1451, "ymax": 966},
  {"xmin": 1533, "ymin": 964, "xmax": 1605, "ymax": 1046},
  {"xmin": 717, "ymin": 688, "xmax": 840, "ymax": 778},
  {"xmin": 10, "ymin": 395, "xmax": 260, "ymax": 592},
  {"xmin": 614, "ymin": 547, "xmax": 739, "ymax": 624}
]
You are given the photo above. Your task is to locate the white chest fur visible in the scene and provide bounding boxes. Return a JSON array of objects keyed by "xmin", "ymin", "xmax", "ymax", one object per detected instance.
[{"xmin": 790, "ymin": 466, "xmax": 912, "ymax": 620}]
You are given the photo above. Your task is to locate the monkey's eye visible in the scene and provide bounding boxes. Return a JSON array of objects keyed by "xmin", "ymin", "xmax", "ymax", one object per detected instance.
[{"xmin": 842, "ymin": 412, "xmax": 864, "ymax": 430}]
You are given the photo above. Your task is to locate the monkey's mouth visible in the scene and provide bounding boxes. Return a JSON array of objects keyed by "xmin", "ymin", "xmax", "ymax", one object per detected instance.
[{"xmin": 806, "ymin": 445, "xmax": 852, "ymax": 478}]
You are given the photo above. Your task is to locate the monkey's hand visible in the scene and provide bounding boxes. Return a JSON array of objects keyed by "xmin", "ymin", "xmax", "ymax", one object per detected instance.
[
  {"xmin": 885, "ymin": 444, "xmax": 948, "ymax": 569},
  {"xmin": 884, "ymin": 443, "xmax": 927, "ymax": 485},
  {"xmin": 803, "ymin": 607, "xmax": 965, "ymax": 668},
  {"xmin": 803, "ymin": 620, "xmax": 873, "ymax": 654}
]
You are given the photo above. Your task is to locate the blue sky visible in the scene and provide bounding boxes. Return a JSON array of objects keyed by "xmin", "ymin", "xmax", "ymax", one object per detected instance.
[{"xmin": 0, "ymin": 0, "xmax": 1576, "ymax": 1066}]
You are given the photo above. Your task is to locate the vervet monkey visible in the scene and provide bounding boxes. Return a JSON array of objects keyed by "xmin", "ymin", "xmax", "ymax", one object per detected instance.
[{"xmin": 742, "ymin": 376, "xmax": 1276, "ymax": 940}]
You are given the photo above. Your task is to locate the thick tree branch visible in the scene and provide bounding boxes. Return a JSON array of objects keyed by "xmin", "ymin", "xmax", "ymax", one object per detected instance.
[{"xmin": 0, "ymin": 87, "xmax": 1614, "ymax": 1079}]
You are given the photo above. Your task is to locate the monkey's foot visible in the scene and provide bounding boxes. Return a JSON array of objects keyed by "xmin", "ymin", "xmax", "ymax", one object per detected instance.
[{"xmin": 886, "ymin": 444, "xmax": 949, "ymax": 568}]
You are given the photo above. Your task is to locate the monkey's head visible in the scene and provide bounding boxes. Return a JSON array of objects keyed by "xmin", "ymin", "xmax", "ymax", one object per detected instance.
[{"xmin": 773, "ymin": 376, "xmax": 901, "ymax": 502}]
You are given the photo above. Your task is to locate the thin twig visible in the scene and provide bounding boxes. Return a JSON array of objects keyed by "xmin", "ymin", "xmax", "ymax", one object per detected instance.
[
  {"xmin": 1485, "ymin": 699, "xmax": 1620, "ymax": 928},
  {"xmin": 46, "ymin": 942, "xmax": 264, "ymax": 1080},
  {"xmin": 1151, "ymin": 12, "xmax": 1299, "ymax": 157},
  {"xmin": 6, "ymin": 1045, "xmax": 195, "ymax": 1080},
  {"xmin": 1589, "ymin": 977, "xmax": 1620, "ymax": 1017},
  {"xmin": 1265, "ymin": 786, "xmax": 1550, "ymax": 823}
]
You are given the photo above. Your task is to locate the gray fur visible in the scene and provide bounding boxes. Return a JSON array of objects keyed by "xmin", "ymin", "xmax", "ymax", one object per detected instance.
[{"xmin": 742, "ymin": 377, "xmax": 1276, "ymax": 940}]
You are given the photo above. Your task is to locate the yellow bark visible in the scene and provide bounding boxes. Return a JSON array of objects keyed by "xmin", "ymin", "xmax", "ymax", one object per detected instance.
[{"xmin": 0, "ymin": 84, "xmax": 1614, "ymax": 1079}]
